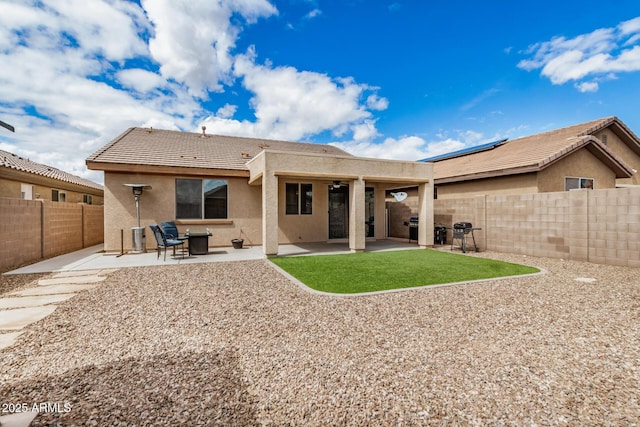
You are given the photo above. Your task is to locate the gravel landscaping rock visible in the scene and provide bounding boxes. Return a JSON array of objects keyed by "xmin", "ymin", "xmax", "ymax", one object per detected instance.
[{"xmin": 0, "ymin": 252, "xmax": 638, "ymax": 425}]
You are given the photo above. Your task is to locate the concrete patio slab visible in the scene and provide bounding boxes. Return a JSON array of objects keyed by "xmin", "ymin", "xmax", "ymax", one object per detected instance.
[
  {"xmin": 8, "ymin": 284, "xmax": 100, "ymax": 297},
  {"xmin": 0, "ymin": 306, "xmax": 57, "ymax": 331},
  {"xmin": 3, "ymin": 240, "xmax": 421, "ymax": 275},
  {"xmin": 0, "ymin": 294, "xmax": 77, "ymax": 310},
  {"xmin": 37, "ymin": 276, "xmax": 107, "ymax": 286},
  {"xmin": 0, "ymin": 331, "xmax": 23, "ymax": 350}
]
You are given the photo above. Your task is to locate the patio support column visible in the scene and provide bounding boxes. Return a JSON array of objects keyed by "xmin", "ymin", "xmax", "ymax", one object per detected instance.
[
  {"xmin": 417, "ymin": 181, "xmax": 434, "ymax": 248},
  {"xmin": 262, "ymin": 172, "xmax": 279, "ymax": 256},
  {"xmin": 349, "ymin": 176, "xmax": 366, "ymax": 252}
]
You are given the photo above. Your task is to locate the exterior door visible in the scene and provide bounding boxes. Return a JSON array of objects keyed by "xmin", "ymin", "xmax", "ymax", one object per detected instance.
[{"xmin": 328, "ymin": 185, "xmax": 349, "ymax": 239}]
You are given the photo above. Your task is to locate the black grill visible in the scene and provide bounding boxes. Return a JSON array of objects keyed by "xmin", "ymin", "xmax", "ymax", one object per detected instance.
[
  {"xmin": 451, "ymin": 221, "xmax": 478, "ymax": 252},
  {"xmin": 403, "ymin": 216, "xmax": 419, "ymax": 242},
  {"xmin": 453, "ymin": 222, "xmax": 473, "ymax": 230}
]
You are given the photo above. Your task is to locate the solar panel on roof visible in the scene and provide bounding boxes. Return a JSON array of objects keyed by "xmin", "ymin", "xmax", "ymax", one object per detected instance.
[{"xmin": 419, "ymin": 138, "xmax": 508, "ymax": 162}]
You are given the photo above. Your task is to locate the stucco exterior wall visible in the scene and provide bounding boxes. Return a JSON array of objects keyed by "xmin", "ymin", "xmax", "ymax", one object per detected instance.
[
  {"xmin": 537, "ymin": 148, "xmax": 617, "ymax": 192},
  {"xmin": 278, "ymin": 179, "xmax": 328, "ymax": 243},
  {"xmin": 595, "ymin": 129, "xmax": 640, "ymax": 186},
  {"xmin": 103, "ymin": 172, "xmax": 263, "ymax": 252},
  {"xmin": 435, "ymin": 173, "xmax": 538, "ymax": 199},
  {"xmin": 0, "ymin": 168, "xmax": 104, "ymax": 204}
]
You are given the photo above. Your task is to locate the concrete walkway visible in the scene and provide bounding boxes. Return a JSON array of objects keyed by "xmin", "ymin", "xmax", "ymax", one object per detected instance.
[
  {"xmin": 0, "ymin": 269, "xmax": 117, "ymax": 349},
  {"xmin": 0, "ymin": 268, "xmax": 120, "ymax": 425}
]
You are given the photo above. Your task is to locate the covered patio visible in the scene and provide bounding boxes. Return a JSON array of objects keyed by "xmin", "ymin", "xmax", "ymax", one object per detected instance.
[{"xmin": 247, "ymin": 149, "xmax": 434, "ymax": 256}]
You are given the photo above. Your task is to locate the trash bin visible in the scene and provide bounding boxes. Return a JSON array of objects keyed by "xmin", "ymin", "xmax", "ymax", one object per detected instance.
[{"xmin": 131, "ymin": 226, "xmax": 145, "ymax": 253}]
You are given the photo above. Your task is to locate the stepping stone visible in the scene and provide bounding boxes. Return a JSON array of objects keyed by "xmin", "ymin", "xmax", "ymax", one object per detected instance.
[
  {"xmin": 0, "ymin": 294, "xmax": 77, "ymax": 310},
  {"xmin": 8, "ymin": 284, "xmax": 99, "ymax": 297},
  {"xmin": 0, "ymin": 306, "xmax": 57, "ymax": 331},
  {"xmin": 0, "ymin": 331, "xmax": 23, "ymax": 350},
  {"xmin": 52, "ymin": 269, "xmax": 104, "ymax": 278},
  {"xmin": 0, "ymin": 410, "xmax": 38, "ymax": 427},
  {"xmin": 38, "ymin": 275, "xmax": 106, "ymax": 286}
]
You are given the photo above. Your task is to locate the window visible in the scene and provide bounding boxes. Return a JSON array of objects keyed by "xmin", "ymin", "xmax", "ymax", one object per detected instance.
[
  {"xmin": 83, "ymin": 194, "xmax": 93, "ymax": 204},
  {"xmin": 51, "ymin": 189, "xmax": 66, "ymax": 202},
  {"xmin": 565, "ymin": 177, "xmax": 594, "ymax": 191},
  {"xmin": 286, "ymin": 183, "xmax": 312, "ymax": 215},
  {"xmin": 21, "ymin": 184, "xmax": 33, "ymax": 200},
  {"xmin": 176, "ymin": 179, "xmax": 228, "ymax": 219}
]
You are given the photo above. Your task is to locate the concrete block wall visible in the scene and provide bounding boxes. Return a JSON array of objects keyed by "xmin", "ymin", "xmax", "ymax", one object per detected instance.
[
  {"xmin": 486, "ymin": 192, "xmax": 572, "ymax": 258},
  {"xmin": 435, "ymin": 187, "xmax": 640, "ymax": 267},
  {"xmin": 0, "ymin": 197, "xmax": 104, "ymax": 272},
  {"xmin": 42, "ymin": 201, "xmax": 84, "ymax": 258},
  {"xmin": 83, "ymin": 204, "xmax": 105, "ymax": 247},
  {"xmin": 1, "ymin": 198, "xmax": 43, "ymax": 270},
  {"xmin": 588, "ymin": 188, "xmax": 640, "ymax": 267},
  {"xmin": 434, "ymin": 196, "xmax": 486, "ymax": 249}
]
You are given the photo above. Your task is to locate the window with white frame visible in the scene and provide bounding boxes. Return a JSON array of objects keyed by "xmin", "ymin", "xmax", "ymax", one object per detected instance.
[
  {"xmin": 52, "ymin": 189, "xmax": 66, "ymax": 202},
  {"xmin": 286, "ymin": 183, "xmax": 312, "ymax": 215},
  {"xmin": 176, "ymin": 178, "xmax": 228, "ymax": 219},
  {"xmin": 21, "ymin": 184, "xmax": 33, "ymax": 200},
  {"xmin": 565, "ymin": 177, "xmax": 594, "ymax": 191}
]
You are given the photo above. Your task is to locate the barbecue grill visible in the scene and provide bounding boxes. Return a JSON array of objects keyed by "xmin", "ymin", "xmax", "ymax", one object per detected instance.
[
  {"xmin": 451, "ymin": 222, "xmax": 479, "ymax": 253},
  {"xmin": 403, "ymin": 215, "xmax": 419, "ymax": 242}
]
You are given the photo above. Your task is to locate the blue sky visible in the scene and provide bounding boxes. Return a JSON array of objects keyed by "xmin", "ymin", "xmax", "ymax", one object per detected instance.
[{"xmin": 1, "ymin": 0, "xmax": 639, "ymax": 184}]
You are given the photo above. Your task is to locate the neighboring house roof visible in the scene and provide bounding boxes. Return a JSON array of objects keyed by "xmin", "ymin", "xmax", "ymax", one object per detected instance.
[
  {"xmin": 429, "ymin": 116, "xmax": 638, "ymax": 184},
  {"xmin": 1, "ymin": 149, "xmax": 103, "ymax": 191},
  {"xmin": 86, "ymin": 127, "xmax": 351, "ymax": 172}
]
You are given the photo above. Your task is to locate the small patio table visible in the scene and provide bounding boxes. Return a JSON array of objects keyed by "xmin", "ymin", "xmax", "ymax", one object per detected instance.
[{"xmin": 188, "ymin": 232, "xmax": 212, "ymax": 255}]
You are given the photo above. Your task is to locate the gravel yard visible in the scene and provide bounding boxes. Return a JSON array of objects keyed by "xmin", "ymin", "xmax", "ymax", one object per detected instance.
[{"xmin": 1, "ymin": 251, "xmax": 639, "ymax": 425}]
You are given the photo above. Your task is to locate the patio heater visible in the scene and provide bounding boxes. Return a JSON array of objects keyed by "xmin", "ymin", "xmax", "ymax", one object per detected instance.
[{"xmin": 123, "ymin": 184, "xmax": 152, "ymax": 253}]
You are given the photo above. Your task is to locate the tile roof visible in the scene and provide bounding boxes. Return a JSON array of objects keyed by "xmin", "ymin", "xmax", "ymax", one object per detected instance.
[
  {"xmin": 87, "ymin": 127, "xmax": 351, "ymax": 171},
  {"xmin": 431, "ymin": 116, "xmax": 637, "ymax": 183},
  {"xmin": 1, "ymin": 149, "xmax": 103, "ymax": 191}
]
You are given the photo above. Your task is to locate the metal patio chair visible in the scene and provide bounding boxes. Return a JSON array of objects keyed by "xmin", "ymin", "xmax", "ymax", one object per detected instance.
[{"xmin": 149, "ymin": 224, "xmax": 185, "ymax": 261}]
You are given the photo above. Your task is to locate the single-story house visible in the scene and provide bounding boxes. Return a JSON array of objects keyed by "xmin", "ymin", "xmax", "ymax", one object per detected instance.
[
  {"xmin": 86, "ymin": 127, "xmax": 434, "ymax": 256},
  {"xmin": 385, "ymin": 116, "xmax": 640, "ymax": 239},
  {"xmin": 1, "ymin": 148, "xmax": 104, "ymax": 204},
  {"xmin": 425, "ymin": 116, "xmax": 640, "ymax": 199}
]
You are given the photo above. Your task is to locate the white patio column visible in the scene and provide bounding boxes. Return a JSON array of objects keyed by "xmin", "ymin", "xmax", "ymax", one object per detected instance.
[
  {"xmin": 349, "ymin": 176, "xmax": 366, "ymax": 252},
  {"xmin": 417, "ymin": 181, "xmax": 434, "ymax": 248},
  {"xmin": 262, "ymin": 172, "xmax": 279, "ymax": 256}
]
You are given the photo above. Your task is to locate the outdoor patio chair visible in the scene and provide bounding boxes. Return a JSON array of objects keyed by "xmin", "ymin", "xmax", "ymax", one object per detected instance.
[
  {"xmin": 149, "ymin": 224, "xmax": 185, "ymax": 261},
  {"xmin": 160, "ymin": 221, "xmax": 189, "ymax": 242}
]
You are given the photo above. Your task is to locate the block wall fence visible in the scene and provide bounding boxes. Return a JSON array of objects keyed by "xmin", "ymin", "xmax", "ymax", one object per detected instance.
[
  {"xmin": 434, "ymin": 187, "xmax": 640, "ymax": 268},
  {"xmin": 0, "ymin": 198, "xmax": 103, "ymax": 272}
]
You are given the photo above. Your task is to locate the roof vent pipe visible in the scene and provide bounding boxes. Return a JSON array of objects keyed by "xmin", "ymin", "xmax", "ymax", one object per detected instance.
[{"xmin": 201, "ymin": 125, "xmax": 206, "ymax": 137}]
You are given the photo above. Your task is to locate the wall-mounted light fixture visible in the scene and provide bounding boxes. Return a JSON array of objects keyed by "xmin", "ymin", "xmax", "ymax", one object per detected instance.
[{"xmin": 332, "ymin": 180, "xmax": 341, "ymax": 189}]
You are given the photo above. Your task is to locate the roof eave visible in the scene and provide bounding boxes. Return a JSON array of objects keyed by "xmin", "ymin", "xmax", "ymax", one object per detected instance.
[{"xmin": 86, "ymin": 161, "xmax": 250, "ymax": 178}]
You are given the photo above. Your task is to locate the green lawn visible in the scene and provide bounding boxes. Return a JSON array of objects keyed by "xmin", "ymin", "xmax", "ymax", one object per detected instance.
[{"xmin": 270, "ymin": 249, "xmax": 540, "ymax": 294}]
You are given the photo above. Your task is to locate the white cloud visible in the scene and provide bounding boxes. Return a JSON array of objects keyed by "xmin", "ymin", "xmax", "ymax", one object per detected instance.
[
  {"xmin": 575, "ymin": 81, "xmax": 599, "ymax": 93},
  {"xmin": 216, "ymin": 104, "xmax": 238, "ymax": 119},
  {"xmin": 332, "ymin": 135, "xmax": 469, "ymax": 161},
  {"xmin": 518, "ymin": 16, "xmax": 640, "ymax": 91},
  {"xmin": 117, "ymin": 69, "xmax": 165, "ymax": 93},
  {"xmin": 142, "ymin": 0, "xmax": 277, "ymax": 97},
  {"xmin": 200, "ymin": 49, "xmax": 383, "ymax": 141}
]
